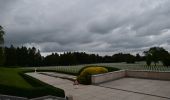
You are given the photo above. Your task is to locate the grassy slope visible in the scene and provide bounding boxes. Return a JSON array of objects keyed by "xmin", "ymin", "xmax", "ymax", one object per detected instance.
[
  {"xmin": 0, "ymin": 68, "xmax": 32, "ymax": 88},
  {"xmin": 0, "ymin": 67, "xmax": 65, "ymax": 98}
]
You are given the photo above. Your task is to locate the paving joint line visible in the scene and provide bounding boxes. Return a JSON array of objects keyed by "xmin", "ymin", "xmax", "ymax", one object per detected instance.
[
  {"xmin": 39, "ymin": 72, "xmax": 75, "ymax": 81},
  {"xmin": 97, "ymin": 85, "xmax": 170, "ymax": 100}
]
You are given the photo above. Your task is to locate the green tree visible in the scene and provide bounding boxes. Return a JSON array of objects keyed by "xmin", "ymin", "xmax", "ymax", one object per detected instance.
[
  {"xmin": 0, "ymin": 25, "xmax": 5, "ymax": 66},
  {"xmin": 135, "ymin": 53, "xmax": 142, "ymax": 61},
  {"xmin": 144, "ymin": 47, "xmax": 169, "ymax": 66},
  {"xmin": 161, "ymin": 54, "xmax": 170, "ymax": 67},
  {"xmin": 146, "ymin": 54, "xmax": 152, "ymax": 66},
  {"xmin": 0, "ymin": 26, "xmax": 5, "ymax": 44},
  {"xmin": 125, "ymin": 54, "xmax": 135, "ymax": 63},
  {"xmin": 4, "ymin": 45, "xmax": 17, "ymax": 66}
]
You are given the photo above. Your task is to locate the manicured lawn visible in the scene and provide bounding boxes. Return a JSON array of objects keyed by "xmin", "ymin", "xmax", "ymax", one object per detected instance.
[
  {"xmin": 0, "ymin": 67, "xmax": 65, "ymax": 98},
  {"xmin": 24, "ymin": 62, "xmax": 170, "ymax": 76},
  {"xmin": 0, "ymin": 68, "xmax": 32, "ymax": 88},
  {"xmin": 24, "ymin": 65, "xmax": 120, "ymax": 76}
]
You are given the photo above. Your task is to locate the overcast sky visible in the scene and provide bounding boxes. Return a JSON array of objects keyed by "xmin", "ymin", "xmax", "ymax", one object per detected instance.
[{"xmin": 0, "ymin": 0, "xmax": 170, "ymax": 56}]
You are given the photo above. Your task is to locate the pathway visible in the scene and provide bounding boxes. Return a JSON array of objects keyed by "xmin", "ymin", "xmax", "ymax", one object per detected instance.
[{"xmin": 27, "ymin": 72, "xmax": 170, "ymax": 100}]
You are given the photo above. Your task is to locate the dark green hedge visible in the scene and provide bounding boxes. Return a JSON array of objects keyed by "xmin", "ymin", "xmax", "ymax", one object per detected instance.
[
  {"xmin": 0, "ymin": 71, "xmax": 65, "ymax": 99},
  {"xmin": 19, "ymin": 72, "xmax": 45, "ymax": 87},
  {"xmin": 104, "ymin": 66, "xmax": 120, "ymax": 72},
  {"xmin": 0, "ymin": 84, "xmax": 65, "ymax": 98}
]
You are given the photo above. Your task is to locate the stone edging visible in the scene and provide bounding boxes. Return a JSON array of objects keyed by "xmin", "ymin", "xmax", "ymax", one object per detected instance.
[
  {"xmin": 0, "ymin": 94, "xmax": 28, "ymax": 100},
  {"xmin": 91, "ymin": 70, "xmax": 170, "ymax": 84},
  {"xmin": 0, "ymin": 94, "xmax": 67, "ymax": 100}
]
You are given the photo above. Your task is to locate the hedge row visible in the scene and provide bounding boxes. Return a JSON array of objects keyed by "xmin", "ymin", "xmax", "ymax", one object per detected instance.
[
  {"xmin": 0, "ymin": 71, "xmax": 65, "ymax": 99},
  {"xmin": 78, "ymin": 66, "xmax": 120, "ymax": 75}
]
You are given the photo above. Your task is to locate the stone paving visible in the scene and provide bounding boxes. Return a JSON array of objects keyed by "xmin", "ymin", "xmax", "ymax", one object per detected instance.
[
  {"xmin": 99, "ymin": 78, "xmax": 170, "ymax": 99},
  {"xmin": 27, "ymin": 72, "xmax": 170, "ymax": 100},
  {"xmin": 40, "ymin": 72, "xmax": 76, "ymax": 80}
]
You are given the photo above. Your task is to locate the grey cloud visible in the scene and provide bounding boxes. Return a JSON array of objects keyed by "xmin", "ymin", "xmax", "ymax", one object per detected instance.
[
  {"xmin": 1, "ymin": 0, "xmax": 170, "ymax": 55},
  {"xmin": 131, "ymin": 1, "xmax": 170, "ymax": 36}
]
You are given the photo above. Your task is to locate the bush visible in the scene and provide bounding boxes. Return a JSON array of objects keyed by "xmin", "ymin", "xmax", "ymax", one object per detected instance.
[
  {"xmin": 77, "ymin": 67, "xmax": 108, "ymax": 85},
  {"xmin": 78, "ymin": 66, "xmax": 119, "ymax": 75},
  {"xmin": 103, "ymin": 66, "xmax": 120, "ymax": 72}
]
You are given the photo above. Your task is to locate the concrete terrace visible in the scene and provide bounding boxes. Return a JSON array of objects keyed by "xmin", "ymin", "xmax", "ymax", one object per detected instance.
[{"xmin": 27, "ymin": 72, "xmax": 170, "ymax": 100}]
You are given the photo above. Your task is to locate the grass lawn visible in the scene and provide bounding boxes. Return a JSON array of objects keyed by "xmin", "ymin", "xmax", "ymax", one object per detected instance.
[
  {"xmin": 0, "ymin": 67, "xmax": 65, "ymax": 98},
  {"xmin": 24, "ymin": 65, "xmax": 120, "ymax": 76},
  {"xmin": 0, "ymin": 68, "xmax": 32, "ymax": 88}
]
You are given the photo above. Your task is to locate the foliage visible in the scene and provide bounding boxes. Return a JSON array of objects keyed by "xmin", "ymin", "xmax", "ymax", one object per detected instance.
[
  {"xmin": 4, "ymin": 46, "xmax": 42, "ymax": 67},
  {"xmin": 144, "ymin": 47, "xmax": 170, "ymax": 66},
  {"xmin": 104, "ymin": 66, "xmax": 120, "ymax": 72},
  {"xmin": 77, "ymin": 67, "xmax": 108, "ymax": 85},
  {"xmin": 78, "ymin": 65, "xmax": 119, "ymax": 75},
  {"xmin": 43, "ymin": 53, "xmax": 59, "ymax": 66},
  {"xmin": 0, "ymin": 68, "xmax": 65, "ymax": 98},
  {"xmin": 161, "ymin": 54, "xmax": 170, "ymax": 67},
  {"xmin": 2, "ymin": 46, "xmax": 144, "ymax": 67},
  {"xmin": 0, "ymin": 25, "xmax": 5, "ymax": 66},
  {"xmin": 0, "ymin": 47, "xmax": 5, "ymax": 66},
  {"xmin": 0, "ymin": 25, "xmax": 5, "ymax": 44},
  {"xmin": 125, "ymin": 54, "xmax": 136, "ymax": 63},
  {"xmin": 146, "ymin": 54, "xmax": 152, "ymax": 66},
  {"xmin": 111, "ymin": 53, "xmax": 139, "ymax": 63},
  {"xmin": 2, "ymin": 46, "xmax": 170, "ymax": 68}
]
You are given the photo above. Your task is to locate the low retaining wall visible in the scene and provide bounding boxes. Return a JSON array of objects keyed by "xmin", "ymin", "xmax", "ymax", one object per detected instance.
[
  {"xmin": 0, "ymin": 94, "xmax": 28, "ymax": 100},
  {"xmin": 127, "ymin": 70, "xmax": 170, "ymax": 80},
  {"xmin": 0, "ymin": 94, "xmax": 67, "ymax": 100},
  {"xmin": 91, "ymin": 70, "xmax": 126, "ymax": 84},
  {"xmin": 91, "ymin": 70, "xmax": 170, "ymax": 84},
  {"xmin": 30, "ymin": 95, "xmax": 66, "ymax": 100}
]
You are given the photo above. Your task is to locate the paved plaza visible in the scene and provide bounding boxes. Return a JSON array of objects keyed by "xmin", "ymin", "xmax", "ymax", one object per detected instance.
[
  {"xmin": 27, "ymin": 72, "xmax": 170, "ymax": 100},
  {"xmin": 99, "ymin": 78, "xmax": 170, "ymax": 99}
]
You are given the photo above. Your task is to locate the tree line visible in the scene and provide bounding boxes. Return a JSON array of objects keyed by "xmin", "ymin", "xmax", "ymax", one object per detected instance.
[
  {"xmin": 0, "ymin": 25, "xmax": 5, "ymax": 66},
  {"xmin": 2, "ymin": 45, "xmax": 170, "ymax": 67},
  {"xmin": 1, "ymin": 45, "xmax": 144, "ymax": 67},
  {"xmin": 0, "ymin": 25, "xmax": 170, "ymax": 67}
]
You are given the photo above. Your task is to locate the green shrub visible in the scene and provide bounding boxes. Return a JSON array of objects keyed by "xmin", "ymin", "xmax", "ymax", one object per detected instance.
[
  {"xmin": 78, "ymin": 66, "xmax": 119, "ymax": 75},
  {"xmin": 103, "ymin": 66, "xmax": 120, "ymax": 72},
  {"xmin": 77, "ymin": 67, "xmax": 108, "ymax": 85}
]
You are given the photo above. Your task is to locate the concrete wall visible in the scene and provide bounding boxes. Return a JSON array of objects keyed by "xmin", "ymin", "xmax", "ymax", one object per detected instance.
[
  {"xmin": 0, "ymin": 94, "xmax": 28, "ymax": 100},
  {"xmin": 127, "ymin": 70, "xmax": 170, "ymax": 80},
  {"xmin": 31, "ymin": 95, "xmax": 66, "ymax": 100},
  {"xmin": 91, "ymin": 70, "xmax": 170, "ymax": 84},
  {"xmin": 0, "ymin": 94, "xmax": 67, "ymax": 100},
  {"xmin": 91, "ymin": 70, "xmax": 126, "ymax": 84}
]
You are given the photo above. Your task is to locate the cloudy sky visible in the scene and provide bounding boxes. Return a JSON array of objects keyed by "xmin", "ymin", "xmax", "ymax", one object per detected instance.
[{"xmin": 0, "ymin": 0, "xmax": 170, "ymax": 56}]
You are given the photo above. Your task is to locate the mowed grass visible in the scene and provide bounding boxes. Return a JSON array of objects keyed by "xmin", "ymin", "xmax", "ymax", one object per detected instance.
[
  {"xmin": 92, "ymin": 62, "xmax": 170, "ymax": 71},
  {"xmin": 0, "ymin": 68, "xmax": 32, "ymax": 88},
  {"xmin": 24, "ymin": 65, "xmax": 85, "ymax": 75},
  {"xmin": 0, "ymin": 67, "xmax": 65, "ymax": 98},
  {"xmin": 24, "ymin": 62, "xmax": 170, "ymax": 75}
]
